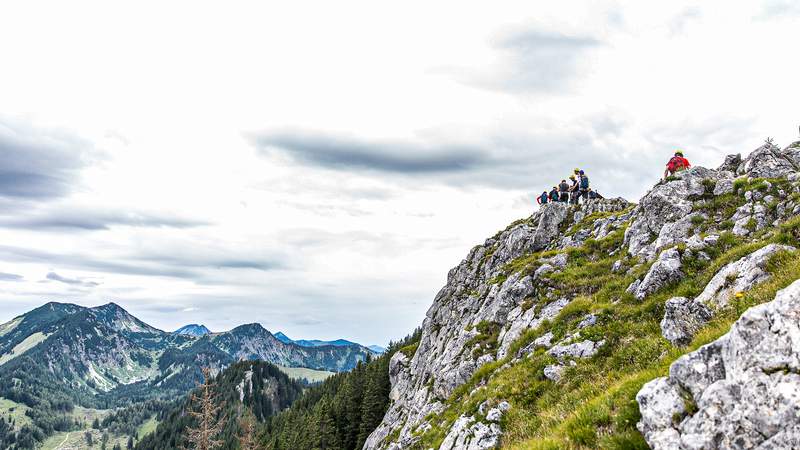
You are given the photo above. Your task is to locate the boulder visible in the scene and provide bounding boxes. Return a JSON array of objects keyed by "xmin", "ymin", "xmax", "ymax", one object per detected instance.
[
  {"xmin": 660, "ymin": 297, "xmax": 713, "ymax": 346},
  {"xmin": 739, "ymin": 143, "xmax": 799, "ymax": 179},
  {"xmin": 547, "ymin": 339, "xmax": 605, "ymax": 360},
  {"xmin": 532, "ymin": 203, "xmax": 570, "ymax": 251},
  {"xmin": 440, "ymin": 415, "xmax": 502, "ymax": 450},
  {"xmin": 637, "ymin": 279, "xmax": 800, "ymax": 450},
  {"xmin": 695, "ymin": 244, "xmax": 796, "ymax": 308},
  {"xmin": 543, "ymin": 364, "xmax": 565, "ymax": 382},
  {"xmin": 624, "ymin": 167, "xmax": 716, "ymax": 258},
  {"xmin": 717, "ymin": 153, "xmax": 742, "ymax": 172},
  {"xmin": 634, "ymin": 248, "xmax": 684, "ymax": 300},
  {"xmin": 713, "ymin": 178, "xmax": 735, "ymax": 196}
]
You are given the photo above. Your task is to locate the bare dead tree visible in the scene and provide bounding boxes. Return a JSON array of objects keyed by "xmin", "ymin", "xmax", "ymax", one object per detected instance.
[
  {"xmin": 183, "ymin": 368, "xmax": 226, "ymax": 450},
  {"xmin": 237, "ymin": 409, "xmax": 262, "ymax": 450}
]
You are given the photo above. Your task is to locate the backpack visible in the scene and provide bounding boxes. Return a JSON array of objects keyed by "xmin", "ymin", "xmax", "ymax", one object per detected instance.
[
  {"xmin": 669, "ymin": 156, "xmax": 688, "ymax": 172},
  {"xmin": 580, "ymin": 176, "xmax": 590, "ymax": 189},
  {"xmin": 540, "ymin": 193, "xmax": 548, "ymax": 204}
]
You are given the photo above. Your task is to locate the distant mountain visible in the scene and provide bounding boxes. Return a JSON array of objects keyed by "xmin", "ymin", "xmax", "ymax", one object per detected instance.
[
  {"xmin": 0, "ymin": 301, "xmax": 374, "ymax": 448},
  {"xmin": 273, "ymin": 331, "xmax": 292, "ymax": 343},
  {"xmin": 274, "ymin": 331, "xmax": 384, "ymax": 353},
  {"xmin": 174, "ymin": 324, "xmax": 211, "ymax": 336},
  {"xmin": 368, "ymin": 345, "xmax": 387, "ymax": 354}
]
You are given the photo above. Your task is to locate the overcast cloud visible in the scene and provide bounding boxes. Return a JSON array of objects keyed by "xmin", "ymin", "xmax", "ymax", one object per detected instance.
[{"xmin": 0, "ymin": 0, "xmax": 798, "ymax": 346}]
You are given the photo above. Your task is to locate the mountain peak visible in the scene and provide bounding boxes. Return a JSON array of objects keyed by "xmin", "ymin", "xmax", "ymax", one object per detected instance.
[
  {"xmin": 274, "ymin": 331, "xmax": 292, "ymax": 343},
  {"xmin": 174, "ymin": 324, "xmax": 211, "ymax": 336},
  {"xmin": 230, "ymin": 323, "xmax": 270, "ymax": 335}
]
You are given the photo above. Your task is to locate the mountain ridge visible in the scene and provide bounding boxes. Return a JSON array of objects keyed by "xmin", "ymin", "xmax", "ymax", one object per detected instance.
[{"xmin": 363, "ymin": 139, "xmax": 800, "ymax": 449}]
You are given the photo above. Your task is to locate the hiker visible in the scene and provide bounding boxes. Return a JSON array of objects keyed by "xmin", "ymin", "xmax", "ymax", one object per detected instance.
[
  {"xmin": 578, "ymin": 170, "xmax": 590, "ymax": 203},
  {"xmin": 663, "ymin": 150, "xmax": 691, "ymax": 180},
  {"xmin": 558, "ymin": 179, "xmax": 570, "ymax": 203},
  {"xmin": 536, "ymin": 191, "xmax": 549, "ymax": 206},
  {"xmin": 588, "ymin": 188, "xmax": 604, "ymax": 200},
  {"xmin": 568, "ymin": 175, "xmax": 580, "ymax": 204},
  {"xmin": 549, "ymin": 186, "xmax": 560, "ymax": 203}
]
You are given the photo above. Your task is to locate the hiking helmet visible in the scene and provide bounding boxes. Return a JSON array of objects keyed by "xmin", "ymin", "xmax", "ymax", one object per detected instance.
[
  {"xmin": 579, "ymin": 170, "xmax": 585, "ymax": 175},
  {"xmin": 570, "ymin": 175, "xmax": 576, "ymax": 180},
  {"xmin": 675, "ymin": 150, "xmax": 684, "ymax": 157},
  {"xmin": 574, "ymin": 168, "xmax": 580, "ymax": 173}
]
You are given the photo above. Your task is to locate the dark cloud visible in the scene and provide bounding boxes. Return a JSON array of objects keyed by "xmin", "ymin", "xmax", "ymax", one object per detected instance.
[
  {"xmin": 0, "ymin": 272, "xmax": 23, "ymax": 282},
  {"xmin": 0, "ymin": 208, "xmax": 209, "ymax": 231},
  {"xmin": 251, "ymin": 111, "xmax": 760, "ymax": 203},
  {"xmin": 0, "ymin": 118, "xmax": 95, "ymax": 200},
  {"xmin": 251, "ymin": 129, "xmax": 494, "ymax": 174},
  {"xmin": 46, "ymin": 271, "xmax": 100, "ymax": 287},
  {"xmin": 0, "ymin": 242, "xmax": 284, "ymax": 282}
]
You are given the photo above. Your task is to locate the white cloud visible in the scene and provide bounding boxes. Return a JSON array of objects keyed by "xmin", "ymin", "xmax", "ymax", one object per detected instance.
[{"xmin": 0, "ymin": 0, "xmax": 798, "ymax": 345}]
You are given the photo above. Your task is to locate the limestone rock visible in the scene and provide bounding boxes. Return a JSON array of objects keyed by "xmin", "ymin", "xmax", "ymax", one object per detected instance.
[
  {"xmin": 695, "ymin": 244, "xmax": 796, "ymax": 308},
  {"xmin": 660, "ymin": 297, "xmax": 713, "ymax": 346},
  {"xmin": 713, "ymin": 178, "xmax": 735, "ymax": 196},
  {"xmin": 717, "ymin": 153, "xmax": 742, "ymax": 172},
  {"xmin": 547, "ymin": 339, "xmax": 605, "ymax": 360},
  {"xmin": 543, "ymin": 364, "xmax": 565, "ymax": 382},
  {"xmin": 440, "ymin": 415, "xmax": 502, "ymax": 450},
  {"xmin": 634, "ymin": 248, "xmax": 684, "ymax": 300},
  {"xmin": 624, "ymin": 167, "xmax": 716, "ymax": 258},
  {"xmin": 638, "ymin": 279, "xmax": 800, "ymax": 450},
  {"xmin": 739, "ymin": 143, "xmax": 800, "ymax": 179},
  {"xmin": 532, "ymin": 203, "xmax": 570, "ymax": 251}
]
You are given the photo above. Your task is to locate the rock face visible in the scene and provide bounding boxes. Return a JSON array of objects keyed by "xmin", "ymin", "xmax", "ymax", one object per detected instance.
[
  {"xmin": 624, "ymin": 167, "xmax": 714, "ymax": 260},
  {"xmin": 738, "ymin": 142, "xmax": 800, "ymax": 179},
  {"xmin": 638, "ymin": 279, "xmax": 800, "ymax": 450},
  {"xmin": 695, "ymin": 244, "xmax": 796, "ymax": 308},
  {"xmin": 362, "ymin": 199, "xmax": 631, "ymax": 450},
  {"xmin": 634, "ymin": 248, "xmax": 684, "ymax": 300},
  {"xmin": 366, "ymin": 140, "xmax": 800, "ymax": 450}
]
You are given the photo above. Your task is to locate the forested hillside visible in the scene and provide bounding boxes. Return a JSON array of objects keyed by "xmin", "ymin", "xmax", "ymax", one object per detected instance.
[{"xmin": 136, "ymin": 360, "xmax": 304, "ymax": 450}]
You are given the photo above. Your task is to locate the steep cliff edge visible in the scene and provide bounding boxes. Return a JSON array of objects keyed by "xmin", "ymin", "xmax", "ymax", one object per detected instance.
[{"xmin": 365, "ymin": 139, "xmax": 800, "ymax": 450}]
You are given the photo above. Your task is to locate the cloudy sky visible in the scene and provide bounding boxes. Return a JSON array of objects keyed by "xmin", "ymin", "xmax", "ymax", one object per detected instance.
[{"xmin": 1, "ymin": 0, "xmax": 798, "ymax": 346}]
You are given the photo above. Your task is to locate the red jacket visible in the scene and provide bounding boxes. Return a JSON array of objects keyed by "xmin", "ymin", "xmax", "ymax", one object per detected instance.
[{"xmin": 667, "ymin": 156, "xmax": 691, "ymax": 172}]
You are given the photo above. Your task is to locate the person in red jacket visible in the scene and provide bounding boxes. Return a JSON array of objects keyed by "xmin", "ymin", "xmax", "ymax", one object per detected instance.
[{"xmin": 663, "ymin": 150, "xmax": 691, "ymax": 180}]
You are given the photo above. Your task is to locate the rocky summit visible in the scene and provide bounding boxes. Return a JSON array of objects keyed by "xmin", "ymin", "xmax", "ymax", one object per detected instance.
[{"xmin": 363, "ymin": 139, "xmax": 800, "ymax": 449}]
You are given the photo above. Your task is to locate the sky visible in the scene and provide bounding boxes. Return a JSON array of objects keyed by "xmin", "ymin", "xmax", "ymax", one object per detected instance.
[{"xmin": 0, "ymin": 0, "xmax": 799, "ymax": 346}]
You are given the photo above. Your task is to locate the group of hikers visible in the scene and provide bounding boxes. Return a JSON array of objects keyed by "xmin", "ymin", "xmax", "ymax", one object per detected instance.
[
  {"xmin": 535, "ymin": 150, "xmax": 692, "ymax": 207},
  {"xmin": 536, "ymin": 168, "xmax": 604, "ymax": 206}
]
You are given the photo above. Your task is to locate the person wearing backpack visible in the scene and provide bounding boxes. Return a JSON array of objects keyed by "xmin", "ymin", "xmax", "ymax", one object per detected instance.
[
  {"xmin": 663, "ymin": 150, "xmax": 691, "ymax": 180},
  {"xmin": 549, "ymin": 186, "xmax": 560, "ymax": 202},
  {"xmin": 568, "ymin": 175, "xmax": 580, "ymax": 204},
  {"xmin": 536, "ymin": 191, "xmax": 549, "ymax": 206},
  {"xmin": 588, "ymin": 188, "xmax": 604, "ymax": 200},
  {"xmin": 578, "ymin": 170, "xmax": 590, "ymax": 203},
  {"xmin": 559, "ymin": 179, "xmax": 570, "ymax": 203}
]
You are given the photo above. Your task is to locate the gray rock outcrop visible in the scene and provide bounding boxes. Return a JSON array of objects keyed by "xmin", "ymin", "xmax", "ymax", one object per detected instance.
[
  {"xmin": 634, "ymin": 248, "xmax": 684, "ymax": 300},
  {"xmin": 695, "ymin": 244, "xmax": 796, "ymax": 308},
  {"xmin": 638, "ymin": 279, "xmax": 800, "ymax": 450},
  {"xmin": 660, "ymin": 297, "xmax": 713, "ymax": 346},
  {"xmin": 363, "ymin": 199, "xmax": 632, "ymax": 450}
]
